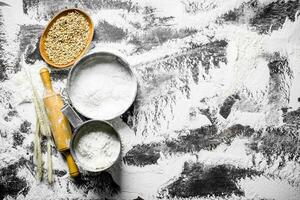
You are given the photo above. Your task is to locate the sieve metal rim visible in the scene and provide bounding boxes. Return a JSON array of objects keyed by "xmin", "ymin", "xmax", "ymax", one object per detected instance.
[
  {"xmin": 66, "ymin": 51, "xmax": 138, "ymax": 121},
  {"xmin": 69, "ymin": 119, "xmax": 122, "ymax": 173}
]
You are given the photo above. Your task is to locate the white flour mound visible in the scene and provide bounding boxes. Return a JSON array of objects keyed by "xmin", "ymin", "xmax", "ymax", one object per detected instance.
[
  {"xmin": 69, "ymin": 57, "xmax": 137, "ymax": 120},
  {"xmin": 74, "ymin": 130, "xmax": 120, "ymax": 171}
]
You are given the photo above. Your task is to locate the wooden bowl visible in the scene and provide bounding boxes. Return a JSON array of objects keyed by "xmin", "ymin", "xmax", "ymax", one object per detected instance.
[{"xmin": 39, "ymin": 8, "xmax": 94, "ymax": 69}]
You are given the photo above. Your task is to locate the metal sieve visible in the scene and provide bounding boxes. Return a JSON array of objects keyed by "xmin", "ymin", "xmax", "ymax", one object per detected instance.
[
  {"xmin": 66, "ymin": 51, "xmax": 137, "ymax": 121},
  {"xmin": 62, "ymin": 105, "xmax": 121, "ymax": 173}
]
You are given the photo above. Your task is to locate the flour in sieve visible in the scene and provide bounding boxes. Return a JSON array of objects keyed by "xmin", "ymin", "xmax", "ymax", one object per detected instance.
[
  {"xmin": 74, "ymin": 130, "xmax": 120, "ymax": 170},
  {"xmin": 69, "ymin": 58, "xmax": 137, "ymax": 120}
]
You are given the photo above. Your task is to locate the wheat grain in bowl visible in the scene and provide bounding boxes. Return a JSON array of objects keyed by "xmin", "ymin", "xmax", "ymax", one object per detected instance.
[{"xmin": 44, "ymin": 11, "xmax": 89, "ymax": 65}]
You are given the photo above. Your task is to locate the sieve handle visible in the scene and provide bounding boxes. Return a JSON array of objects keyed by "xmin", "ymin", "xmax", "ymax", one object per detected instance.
[{"xmin": 61, "ymin": 104, "xmax": 84, "ymax": 129}]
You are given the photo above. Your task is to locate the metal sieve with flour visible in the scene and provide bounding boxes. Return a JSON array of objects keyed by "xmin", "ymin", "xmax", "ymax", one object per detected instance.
[
  {"xmin": 66, "ymin": 51, "xmax": 137, "ymax": 120},
  {"xmin": 62, "ymin": 105, "xmax": 121, "ymax": 172}
]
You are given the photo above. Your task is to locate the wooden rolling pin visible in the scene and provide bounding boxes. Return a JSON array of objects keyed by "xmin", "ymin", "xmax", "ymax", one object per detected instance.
[{"xmin": 40, "ymin": 67, "xmax": 79, "ymax": 177}]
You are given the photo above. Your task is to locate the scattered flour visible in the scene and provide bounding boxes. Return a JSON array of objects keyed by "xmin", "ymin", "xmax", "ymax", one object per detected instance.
[
  {"xmin": 239, "ymin": 175, "xmax": 300, "ymax": 200},
  {"xmin": 74, "ymin": 130, "xmax": 120, "ymax": 171},
  {"xmin": 69, "ymin": 56, "xmax": 137, "ymax": 120},
  {"xmin": 1, "ymin": 0, "xmax": 300, "ymax": 199}
]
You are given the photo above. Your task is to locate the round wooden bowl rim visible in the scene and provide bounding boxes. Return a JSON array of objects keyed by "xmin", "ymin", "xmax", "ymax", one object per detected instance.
[{"xmin": 39, "ymin": 8, "xmax": 94, "ymax": 69}]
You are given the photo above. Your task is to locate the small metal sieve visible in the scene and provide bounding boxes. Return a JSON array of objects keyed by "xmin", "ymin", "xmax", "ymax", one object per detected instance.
[{"xmin": 62, "ymin": 105, "xmax": 121, "ymax": 173}]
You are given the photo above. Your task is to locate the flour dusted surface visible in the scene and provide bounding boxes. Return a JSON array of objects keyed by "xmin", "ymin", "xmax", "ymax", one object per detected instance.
[
  {"xmin": 2, "ymin": 0, "xmax": 300, "ymax": 199},
  {"xmin": 74, "ymin": 130, "xmax": 120, "ymax": 171}
]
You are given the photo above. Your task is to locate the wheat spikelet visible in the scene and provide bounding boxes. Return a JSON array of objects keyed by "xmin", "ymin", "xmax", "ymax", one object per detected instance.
[{"xmin": 24, "ymin": 64, "xmax": 53, "ymax": 184}]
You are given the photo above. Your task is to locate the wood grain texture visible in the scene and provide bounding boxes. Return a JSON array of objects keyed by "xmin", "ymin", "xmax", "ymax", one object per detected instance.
[{"xmin": 39, "ymin": 8, "xmax": 94, "ymax": 68}]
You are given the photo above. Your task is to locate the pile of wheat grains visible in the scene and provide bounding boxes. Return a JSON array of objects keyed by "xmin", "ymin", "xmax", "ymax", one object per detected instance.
[{"xmin": 45, "ymin": 11, "xmax": 89, "ymax": 65}]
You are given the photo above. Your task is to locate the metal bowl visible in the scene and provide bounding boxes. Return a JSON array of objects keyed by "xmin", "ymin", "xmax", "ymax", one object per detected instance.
[{"xmin": 66, "ymin": 51, "xmax": 137, "ymax": 120}]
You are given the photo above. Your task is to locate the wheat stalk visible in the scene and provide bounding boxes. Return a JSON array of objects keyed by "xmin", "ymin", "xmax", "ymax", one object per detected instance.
[
  {"xmin": 34, "ymin": 117, "xmax": 43, "ymax": 182},
  {"xmin": 24, "ymin": 65, "xmax": 53, "ymax": 184},
  {"xmin": 46, "ymin": 140, "xmax": 53, "ymax": 184}
]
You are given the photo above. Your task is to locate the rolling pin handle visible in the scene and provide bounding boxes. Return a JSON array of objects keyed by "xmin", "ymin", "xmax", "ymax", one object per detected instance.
[
  {"xmin": 64, "ymin": 150, "xmax": 80, "ymax": 177},
  {"xmin": 61, "ymin": 104, "xmax": 84, "ymax": 129},
  {"xmin": 40, "ymin": 67, "xmax": 53, "ymax": 91}
]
